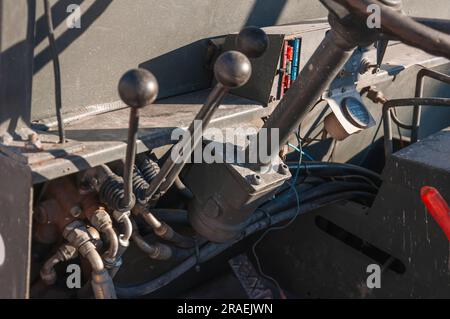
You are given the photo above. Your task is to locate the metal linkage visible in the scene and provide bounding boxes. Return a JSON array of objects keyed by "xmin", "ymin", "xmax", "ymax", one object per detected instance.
[
  {"xmin": 332, "ymin": 0, "xmax": 450, "ymax": 60},
  {"xmin": 143, "ymin": 28, "xmax": 268, "ymax": 202}
]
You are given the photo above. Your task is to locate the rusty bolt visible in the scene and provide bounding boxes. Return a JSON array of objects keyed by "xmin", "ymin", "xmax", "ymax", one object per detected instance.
[
  {"xmin": 70, "ymin": 205, "xmax": 83, "ymax": 218},
  {"xmin": 25, "ymin": 133, "xmax": 43, "ymax": 151}
]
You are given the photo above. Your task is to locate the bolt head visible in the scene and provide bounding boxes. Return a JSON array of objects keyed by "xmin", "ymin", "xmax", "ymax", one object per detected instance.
[
  {"xmin": 236, "ymin": 27, "xmax": 269, "ymax": 58},
  {"xmin": 70, "ymin": 205, "xmax": 82, "ymax": 218},
  {"xmin": 214, "ymin": 51, "xmax": 252, "ymax": 89},
  {"xmin": 249, "ymin": 174, "xmax": 262, "ymax": 186},
  {"xmin": 278, "ymin": 163, "xmax": 289, "ymax": 175},
  {"xmin": 118, "ymin": 69, "xmax": 159, "ymax": 108}
]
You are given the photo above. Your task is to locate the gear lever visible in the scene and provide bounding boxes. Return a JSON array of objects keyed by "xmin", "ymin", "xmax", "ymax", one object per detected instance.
[
  {"xmin": 118, "ymin": 69, "xmax": 159, "ymax": 210},
  {"xmin": 144, "ymin": 28, "xmax": 269, "ymax": 201}
]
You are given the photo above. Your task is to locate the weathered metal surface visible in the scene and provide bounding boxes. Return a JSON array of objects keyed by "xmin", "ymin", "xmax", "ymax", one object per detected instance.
[
  {"xmin": 185, "ymin": 146, "xmax": 290, "ymax": 242},
  {"xmin": 300, "ymin": 51, "xmax": 450, "ymax": 165},
  {"xmin": 22, "ymin": 41, "xmax": 450, "ymax": 184},
  {"xmin": 31, "ymin": 0, "xmax": 328, "ymax": 121},
  {"xmin": 0, "ymin": 154, "xmax": 33, "ymax": 299},
  {"xmin": 229, "ymin": 254, "xmax": 275, "ymax": 299},
  {"xmin": 0, "ymin": 0, "xmax": 35, "ymax": 136},
  {"xmin": 0, "ymin": 136, "xmax": 84, "ymax": 165},
  {"xmin": 224, "ymin": 33, "xmax": 285, "ymax": 105},
  {"xmin": 30, "ymin": 90, "xmax": 271, "ymax": 183},
  {"xmin": 29, "ymin": 0, "xmax": 449, "ymax": 122},
  {"xmin": 254, "ymin": 128, "xmax": 450, "ymax": 298}
]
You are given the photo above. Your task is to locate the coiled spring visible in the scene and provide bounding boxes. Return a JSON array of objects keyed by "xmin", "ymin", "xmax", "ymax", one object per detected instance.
[
  {"xmin": 132, "ymin": 166, "xmax": 149, "ymax": 204},
  {"xmin": 99, "ymin": 173, "xmax": 129, "ymax": 212},
  {"xmin": 99, "ymin": 156, "xmax": 160, "ymax": 211},
  {"xmin": 137, "ymin": 157, "xmax": 160, "ymax": 183}
]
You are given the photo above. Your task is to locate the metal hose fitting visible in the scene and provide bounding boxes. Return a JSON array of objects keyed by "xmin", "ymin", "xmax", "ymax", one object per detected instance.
[
  {"xmin": 108, "ymin": 211, "xmax": 133, "ymax": 278},
  {"xmin": 88, "ymin": 209, "xmax": 119, "ymax": 263},
  {"xmin": 40, "ymin": 243, "xmax": 78, "ymax": 285},
  {"xmin": 142, "ymin": 212, "xmax": 194, "ymax": 248},
  {"xmin": 63, "ymin": 221, "xmax": 117, "ymax": 299},
  {"xmin": 130, "ymin": 219, "xmax": 173, "ymax": 260}
]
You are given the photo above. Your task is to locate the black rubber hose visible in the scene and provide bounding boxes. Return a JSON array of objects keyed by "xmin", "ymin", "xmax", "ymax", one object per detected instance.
[
  {"xmin": 174, "ymin": 177, "xmax": 194, "ymax": 200},
  {"xmin": 115, "ymin": 190, "xmax": 374, "ymax": 298},
  {"xmin": 151, "ymin": 209, "xmax": 189, "ymax": 225},
  {"xmin": 286, "ymin": 162, "xmax": 382, "ymax": 186},
  {"xmin": 261, "ymin": 181, "xmax": 376, "ymax": 216}
]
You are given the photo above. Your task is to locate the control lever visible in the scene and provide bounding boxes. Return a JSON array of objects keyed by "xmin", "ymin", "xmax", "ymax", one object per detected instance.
[
  {"xmin": 118, "ymin": 69, "xmax": 159, "ymax": 210},
  {"xmin": 145, "ymin": 28, "xmax": 269, "ymax": 201}
]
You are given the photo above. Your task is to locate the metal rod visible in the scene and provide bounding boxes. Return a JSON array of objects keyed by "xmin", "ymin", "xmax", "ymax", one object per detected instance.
[
  {"xmin": 43, "ymin": 0, "xmax": 65, "ymax": 144},
  {"xmin": 123, "ymin": 108, "xmax": 140, "ymax": 209},
  {"xmin": 412, "ymin": 17, "xmax": 450, "ymax": 36},
  {"xmin": 334, "ymin": 0, "xmax": 450, "ymax": 60},
  {"xmin": 411, "ymin": 69, "xmax": 450, "ymax": 143},
  {"xmin": 383, "ymin": 98, "xmax": 450, "ymax": 158},
  {"xmin": 144, "ymin": 84, "xmax": 227, "ymax": 199}
]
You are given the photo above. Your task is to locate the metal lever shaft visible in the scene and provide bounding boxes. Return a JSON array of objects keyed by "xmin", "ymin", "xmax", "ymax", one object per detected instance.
[
  {"xmin": 118, "ymin": 69, "xmax": 159, "ymax": 210},
  {"xmin": 145, "ymin": 51, "xmax": 252, "ymax": 199}
]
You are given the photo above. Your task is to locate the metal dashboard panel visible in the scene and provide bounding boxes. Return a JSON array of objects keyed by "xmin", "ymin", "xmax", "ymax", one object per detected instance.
[
  {"xmin": 30, "ymin": 90, "xmax": 271, "ymax": 184},
  {"xmin": 0, "ymin": 155, "xmax": 33, "ymax": 298},
  {"xmin": 251, "ymin": 128, "xmax": 450, "ymax": 298}
]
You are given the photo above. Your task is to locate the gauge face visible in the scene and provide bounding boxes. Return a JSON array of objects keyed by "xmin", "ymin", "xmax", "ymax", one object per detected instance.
[{"xmin": 341, "ymin": 97, "xmax": 371, "ymax": 128}]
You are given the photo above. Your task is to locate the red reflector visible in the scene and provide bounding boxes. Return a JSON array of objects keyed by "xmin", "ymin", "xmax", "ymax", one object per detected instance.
[{"xmin": 421, "ymin": 186, "xmax": 450, "ymax": 241}]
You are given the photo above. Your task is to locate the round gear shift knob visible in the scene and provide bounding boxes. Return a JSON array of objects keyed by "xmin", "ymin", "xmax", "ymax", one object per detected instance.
[
  {"xmin": 236, "ymin": 26, "xmax": 269, "ymax": 58},
  {"xmin": 118, "ymin": 68, "xmax": 159, "ymax": 108},
  {"xmin": 214, "ymin": 51, "xmax": 252, "ymax": 89}
]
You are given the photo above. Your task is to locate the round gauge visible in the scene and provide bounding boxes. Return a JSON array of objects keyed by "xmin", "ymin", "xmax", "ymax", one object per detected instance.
[{"xmin": 341, "ymin": 97, "xmax": 370, "ymax": 128}]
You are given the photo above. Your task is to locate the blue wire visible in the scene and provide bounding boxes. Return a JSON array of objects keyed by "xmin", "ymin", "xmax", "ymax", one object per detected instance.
[{"xmin": 287, "ymin": 143, "xmax": 315, "ymax": 162}]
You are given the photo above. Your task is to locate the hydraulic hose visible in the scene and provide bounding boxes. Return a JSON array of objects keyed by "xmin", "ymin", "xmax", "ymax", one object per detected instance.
[
  {"xmin": 40, "ymin": 244, "xmax": 78, "ymax": 285},
  {"xmin": 260, "ymin": 181, "xmax": 377, "ymax": 216},
  {"xmin": 115, "ymin": 190, "xmax": 374, "ymax": 298},
  {"xmin": 142, "ymin": 211, "xmax": 194, "ymax": 249},
  {"xmin": 63, "ymin": 221, "xmax": 117, "ymax": 299},
  {"xmin": 130, "ymin": 219, "xmax": 173, "ymax": 261},
  {"xmin": 286, "ymin": 162, "xmax": 382, "ymax": 186}
]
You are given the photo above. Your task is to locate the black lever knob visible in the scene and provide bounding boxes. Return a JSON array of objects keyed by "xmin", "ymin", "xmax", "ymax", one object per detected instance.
[
  {"xmin": 236, "ymin": 26, "xmax": 269, "ymax": 59},
  {"xmin": 214, "ymin": 51, "xmax": 252, "ymax": 89},
  {"xmin": 118, "ymin": 69, "xmax": 158, "ymax": 108},
  {"xmin": 118, "ymin": 68, "xmax": 159, "ymax": 210}
]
